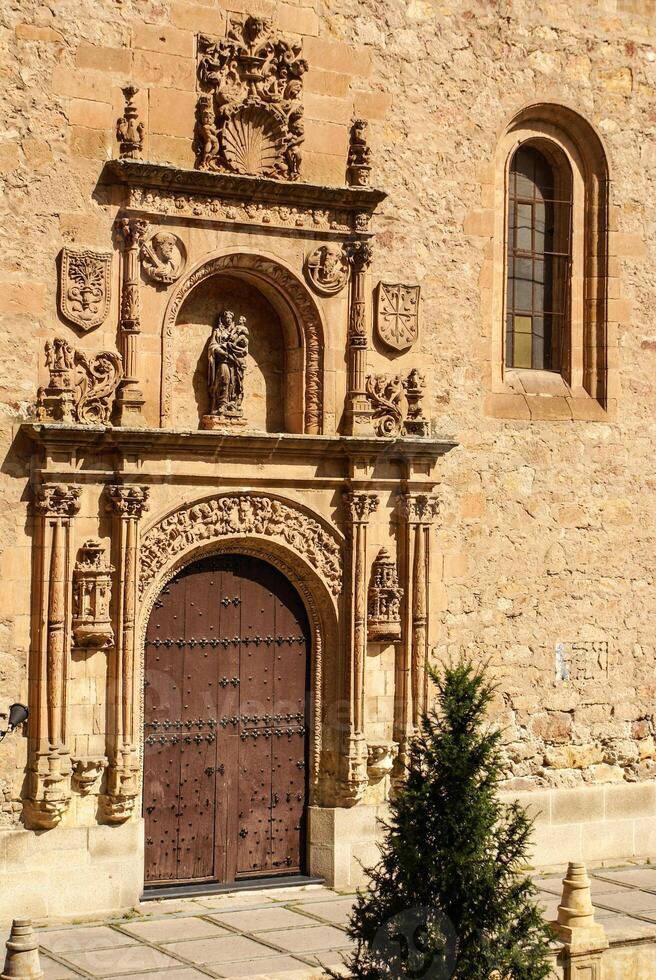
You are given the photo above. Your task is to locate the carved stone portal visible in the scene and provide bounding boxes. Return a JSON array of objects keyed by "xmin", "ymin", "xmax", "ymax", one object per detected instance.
[
  {"xmin": 59, "ymin": 247, "xmax": 111, "ymax": 332},
  {"xmin": 366, "ymin": 369, "xmax": 429, "ymax": 437},
  {"xmin": 368, "ymin": 547, "xmax": 403, "ymax": 642},
  {"xmin": 375, "ymin": 282, "xmax": 420, "ymax": 352},
  {"xmin": 140, "ymin": 231, "xmax": 186, "ymax": 285},
  {"xmin": 201, "ymin": 309, "xmax": 249, "ymax": 429},
  {"xmin": 195, "ymin": 17, "xmax": 307, "ymax": 181},
  {"xmin": 37, "ymin": 338, "xmax": 123, "ymax": 426},
  {"xmin": 72, "ymin": 538, "xmax": 114, "ymax": 650},
  {"xmin": 305, "ymin": 244, "xmax": 349, "ymax": 296},
  {"xmin": 139, "ymin": 494, "xmax": 343, "ymax": 600}
]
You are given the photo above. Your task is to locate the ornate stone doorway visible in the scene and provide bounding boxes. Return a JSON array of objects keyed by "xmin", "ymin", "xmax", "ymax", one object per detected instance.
[{"xmin": 143, "ymin": 553, "xmax": 310, "ymax": 888}]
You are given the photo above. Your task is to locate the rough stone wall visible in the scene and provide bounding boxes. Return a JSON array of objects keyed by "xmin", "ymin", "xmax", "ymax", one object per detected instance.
[{"xmin": 0, "ymin": 0, "xmax": 655, "ymax": 826}]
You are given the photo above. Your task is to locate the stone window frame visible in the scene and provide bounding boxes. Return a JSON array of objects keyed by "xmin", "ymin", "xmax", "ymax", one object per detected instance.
[{"xmin": 486, "ymin": 104, "xmax": 613, "ymax": 422}]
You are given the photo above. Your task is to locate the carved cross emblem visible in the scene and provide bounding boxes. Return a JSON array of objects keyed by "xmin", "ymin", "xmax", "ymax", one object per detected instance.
[{"xmin": 375, "ymin": 282, "xmax": 420, "ymax": 352}]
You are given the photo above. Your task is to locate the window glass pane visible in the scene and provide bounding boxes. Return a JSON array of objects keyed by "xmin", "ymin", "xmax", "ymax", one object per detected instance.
[
  {"xmin": 513, "ymin": 329, "xmax": 532, "ymax": 368},
  {"xmin": 505, "ymin": 143, "xmax": 571, "ymax": 372},
  {"xmin": 516, "ymin": 203, "xmax": 533, "ymax": 251}
]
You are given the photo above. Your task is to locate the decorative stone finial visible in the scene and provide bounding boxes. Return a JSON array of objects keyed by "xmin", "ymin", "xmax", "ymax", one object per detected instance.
[
  {"xmin": 116, "ymin": 86, "xmax": 144, "ymax": 160},
  {"xmin": 554, "ymin": 862, "xmax": 608, "ymax": 955},
  {"xmin": 346, "ymin": 118, "xmax": 371, "ymax": 186},
  {"xmin": 0, "ymin": 919, "xmax": 43, "ymax": 979}
]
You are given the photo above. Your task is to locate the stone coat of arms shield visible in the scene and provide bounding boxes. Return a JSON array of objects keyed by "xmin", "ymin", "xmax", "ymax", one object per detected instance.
[
  {"xmin": 59, "ymin": 247, "xmax": 112, "ymax": 332},
  {"xmin": 375, "ymin": 282, "xmax": 420, "ymax": 352}
]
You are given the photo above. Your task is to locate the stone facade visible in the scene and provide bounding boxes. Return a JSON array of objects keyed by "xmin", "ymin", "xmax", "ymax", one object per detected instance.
[{"xmin": 0, "ymin": 0, "xmax": 655, "ymax": 919}]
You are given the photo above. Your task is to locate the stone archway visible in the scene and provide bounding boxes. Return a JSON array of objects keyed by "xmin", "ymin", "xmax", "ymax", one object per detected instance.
[
  {"xmin": 137, "ymin": 491, "xmax": 345, "ymax": 804},
  {"xmin": 160, "ymin": 251, "xmax": 326, "ymax": 433}
]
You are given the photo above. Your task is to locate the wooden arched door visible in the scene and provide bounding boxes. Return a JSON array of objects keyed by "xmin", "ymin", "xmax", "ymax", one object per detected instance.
[{"xmin": 143, "ymin": 553, "xmax": 310, "ymax": 887}]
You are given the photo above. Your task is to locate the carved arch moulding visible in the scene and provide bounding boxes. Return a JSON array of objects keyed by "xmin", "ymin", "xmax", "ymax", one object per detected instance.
[
  {"xmin": 161, "ymin": 251, "xmax": 326, "ymax": 433},
  {"xmin": 138, "ymin": 491, "xmax": 344, "ymax": 607}
]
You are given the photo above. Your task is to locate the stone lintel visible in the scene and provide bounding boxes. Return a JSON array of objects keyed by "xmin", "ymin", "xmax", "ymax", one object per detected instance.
[
  {"xmin": 102, "ymin": 160, "xmax": 387, "ymax": 235},
  {"xmin": 21, "ymin": 423, "xmax": 457, "ymax": 470}
]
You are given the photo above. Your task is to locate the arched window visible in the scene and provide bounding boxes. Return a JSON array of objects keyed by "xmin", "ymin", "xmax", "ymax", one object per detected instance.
[{"xmin": 506, "ymin": 143, "xmax": 572, "ymax": 372}]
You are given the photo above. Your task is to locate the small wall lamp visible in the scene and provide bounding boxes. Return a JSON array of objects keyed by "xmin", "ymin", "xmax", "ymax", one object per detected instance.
[{"xmin": 0, "ymin": 703, "xmax": 29, "ymax": 743}]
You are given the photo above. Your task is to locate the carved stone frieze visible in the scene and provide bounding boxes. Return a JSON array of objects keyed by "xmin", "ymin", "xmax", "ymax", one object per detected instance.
[
  {"xmin": 139, "ymin": 495, "xmax": 343, "ymax": 598},
  {"xmin": 347, "ymin": 118, "xmax": 372, "ymax": 187},
  {"xmin": 140, "ymin": 231, "xmax": 186, "ymax": 285},
  {"xmin": 375, "ymin": 282, "xmax": 420, "ymax": 352},
  {"xmin": 201, "ymin": 309, "xmax": 249, "ymax": 428},
  {"xmin": 368, "ymin": 547, "xmax": 403, "ymax": 642},
  {"xmin": 36, "ymin": 338, "xmax": 123, "ymax": 426},
  {"xmin": 116, "ymin": 86, "xmax": 144, "ymax": 160},
  {"xmin": 161, "ymin": 254, "xmax": 323, "ymax": 433},
  {"xmin": 305, "ymin": 244, "xmax": 349, "ymax": 296},
  {"xmin": 59, "ymin": 247, "xmax": 111, "ymax": 332},
  {"xmin": 195, "ymin": 17, "xmax": 308, "ymax": 180},
  {"xmin": 366, "ymin": 368, "xmax": 429, "ymax": 437},
  {"xmin": 129, "ymin": 184, "xmax": 354, "ymax": 232},
  {"xmin": 72, "ymin": 539, "xmax": 114, "ymax": 651}
]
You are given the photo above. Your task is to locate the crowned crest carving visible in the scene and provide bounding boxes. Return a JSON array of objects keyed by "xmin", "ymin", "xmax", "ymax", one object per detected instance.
[
  {"xmin": 375, "ymin": 282, "xmax": 420, "ymax": 352},
  {"xmin": 366, "ymin": 368, "xmax": 429, "ymax": 437},
  {"xmin": 195, "ymin": 16, "xmax": 307, "ymax": 180},
  {"xmin": 305, "ymin": 244, "xmax": 349, "ymax": 296},
  {"xmin": 36, "ymin": 338, "xmax": 123, "ymax": 426},
  {"xmin": 59, "ymin": 247, "xmax": 111, "ymax": 332},
  {"xmin": 139, "ymin": 495, "xmax": 343, "ymax": 598}
]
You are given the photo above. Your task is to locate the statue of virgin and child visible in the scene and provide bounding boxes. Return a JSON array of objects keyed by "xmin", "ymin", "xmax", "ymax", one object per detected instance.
[{"xmin": 206, "ymin": 309, "xmax": 249, "ymax": 421}]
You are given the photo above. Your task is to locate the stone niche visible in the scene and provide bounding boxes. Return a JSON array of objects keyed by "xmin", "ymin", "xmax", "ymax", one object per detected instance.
[{"xmin": 174, "ymin": 273, "xmax": 294, "ymax": 432}]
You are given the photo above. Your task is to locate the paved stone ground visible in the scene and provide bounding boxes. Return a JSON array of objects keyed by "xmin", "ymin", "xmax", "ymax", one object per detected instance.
[{"xmin": 25, "ymin": 865, "xmax": 656, "ymax": 979}]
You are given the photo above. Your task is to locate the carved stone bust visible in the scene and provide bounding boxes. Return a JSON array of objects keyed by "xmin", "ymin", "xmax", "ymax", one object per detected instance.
[
  {"xmin": 141, "ymin": 232, "xmax": 186, "ymax": 285},
  {"xmin": 201, "ymin": 310, "xmax": 249, "ymax": 428}
]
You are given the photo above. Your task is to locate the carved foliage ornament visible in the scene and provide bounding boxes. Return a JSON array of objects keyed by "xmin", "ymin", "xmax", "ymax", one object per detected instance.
[
  {"xmin": 375, "ymin": 282, "xmax": 420, "ymax": 352},
  {"xmin": 305, "ymin": 244, "xmax": 349, "ymax": 296},
  {"xmin": 195, "ymin": 17, "xmax": 307, "ymax": 180},
  {"xmin": 59, "ymin": 248, "xmax": 111, "ymax": 332},
  {"xmin": 366, "ymin": 368, "xmax": 429, "ymax": 438},
  {"xmin": 37, "ymin": 338, "xmax": 123, "ymax": 426},
  {"xmin": 139, "ymin": 495, "xmax": 343, "ymax": 598}
]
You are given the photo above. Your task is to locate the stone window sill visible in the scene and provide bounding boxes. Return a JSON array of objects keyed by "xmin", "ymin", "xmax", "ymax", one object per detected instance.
[{"xmin": 485, "ymin": 370, "xmax": 614, "ymax": 421}]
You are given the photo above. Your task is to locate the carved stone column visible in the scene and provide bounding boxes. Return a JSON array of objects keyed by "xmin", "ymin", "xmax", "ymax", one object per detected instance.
[
  {"xmin": 340, "ymin": 490, "xmax": 378, "ymax": 804},
  {"xmin": 100, "ymin": 485, "xmax": 149, "ymax": 823},
  {"xmin": 344, "ymin": 241, "xmax": 374, "ymax": 435},
  {"xmin": 393, "ymin": 492, "xmax": 438, "ymax": 788},
  {"xmin": 115, "ymin": 217, "xmax": 147, "ymax": 426},
  {"xmin": 24, "ymin": 484, "xmax": 81, "ymax": 829}
]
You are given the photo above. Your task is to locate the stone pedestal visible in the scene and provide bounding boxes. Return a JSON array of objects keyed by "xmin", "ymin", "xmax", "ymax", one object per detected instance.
[
  {"xmin": 1, "ymin": 920, "xmax": 43, "ymax": 979},
  {"xmin": 554, "ymin": 862, "xmax": 609, "ymax": 979}
]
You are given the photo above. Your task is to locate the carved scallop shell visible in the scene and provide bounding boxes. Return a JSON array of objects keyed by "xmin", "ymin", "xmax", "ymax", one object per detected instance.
[{"xmin": 222, "ymin": 106, "xmax": 286, "ymax": 177}]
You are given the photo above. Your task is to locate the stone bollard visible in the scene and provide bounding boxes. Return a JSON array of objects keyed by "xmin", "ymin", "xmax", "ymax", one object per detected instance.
[
  {"xmin": 0, "ymin": 920, "xmax": 43, "ymax": 979},
  {"xmin": 553, "ymin": 862, "xmax": 608, "ymax": 979}
]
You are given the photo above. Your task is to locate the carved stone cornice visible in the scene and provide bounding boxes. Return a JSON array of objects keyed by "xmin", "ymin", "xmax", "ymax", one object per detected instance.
[
  {"xmin": 398, "ymin": 492, "xmax": 439, "ymax": 524},
  {"xmin": 102, "ymin": 160, "xmax": 386, "ymax": 236},
  {"xmin": 106, "ymin": 485, "xmax": 150, "ymax": 520},
  {"xmin": 36, "ymin": 484, "xmax": 82, "ymax": 518},
  {"xmin": 343, "ymin": 490, "xmax": 379, "ymax": 524}
]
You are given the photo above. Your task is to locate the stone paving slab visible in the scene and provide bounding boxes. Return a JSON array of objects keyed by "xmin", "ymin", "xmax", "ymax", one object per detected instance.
[{"xmin": 29, "ymin": 869, "xmax": 656, "ymax": 980}]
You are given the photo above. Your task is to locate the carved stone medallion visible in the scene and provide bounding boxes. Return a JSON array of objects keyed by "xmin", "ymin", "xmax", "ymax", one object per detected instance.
[
  {"xmin": 140, "ymin": 231, "xmax": 186, "ymax": 285},
  {"xmin": 375, "ymin": 282, "xmax": 420, "ymax": 352},
  {"xmin": 59, "ymin": 248, "xmax": 112, "ymax": 332},
  {"xmin": 305, "ymin": 244, "xmax": 349, "ymax": 296},
  {"xmin": 195, "ymin": 17, "xmax": 308, "ymax": 180}
]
